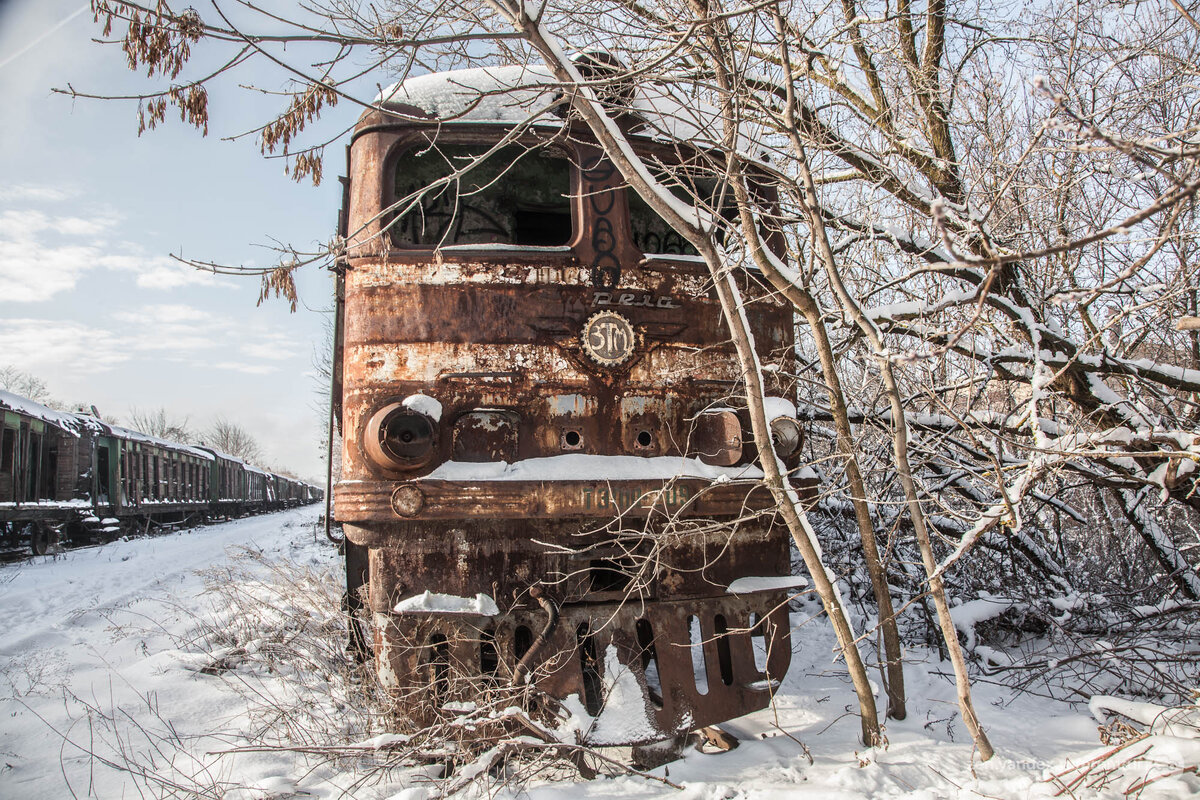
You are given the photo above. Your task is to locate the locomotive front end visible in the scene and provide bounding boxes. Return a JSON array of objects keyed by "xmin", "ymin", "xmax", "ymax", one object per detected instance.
[{"xmin": 334, "ymin": 66, "xmax": 805, "ymax": 746}]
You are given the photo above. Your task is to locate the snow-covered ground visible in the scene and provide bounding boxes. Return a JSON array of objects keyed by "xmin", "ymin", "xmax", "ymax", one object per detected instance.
[
  {"xmin": 0, "ymin": 507, "xmax": 1194, "ymax": 799},
  {"xmin": 0, "ymin": 506, "xmax": 344, "ymax": 799}
]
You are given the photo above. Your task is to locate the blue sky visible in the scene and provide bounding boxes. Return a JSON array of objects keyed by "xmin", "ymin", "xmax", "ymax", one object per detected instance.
[{"xmin": 0, "ymin": 1, "xmax": 349, "ymax": 480}]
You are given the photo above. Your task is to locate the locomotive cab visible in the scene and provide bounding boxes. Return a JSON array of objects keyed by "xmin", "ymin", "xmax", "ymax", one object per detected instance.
[{"xmin": 334, "ymin": 65, "xmax": 804, "ymax": 746}]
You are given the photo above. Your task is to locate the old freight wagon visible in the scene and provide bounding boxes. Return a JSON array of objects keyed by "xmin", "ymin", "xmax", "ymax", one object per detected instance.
[
  {"xmin": 1, "ymin": 389, "xmax": 322, "ymax": 554},
  {"xmin": 0, "ymin": 390, "xmax": 99, "ymax": 553},
  {"xmin": 333, "ymin": 64, "xmax": 806, "ymax": 748}
]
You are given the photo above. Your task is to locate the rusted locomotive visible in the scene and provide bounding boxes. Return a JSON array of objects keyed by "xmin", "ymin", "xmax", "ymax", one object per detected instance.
[{"xmin": 333, "ymin": 65, "xmax": 805, "ymax": 746}]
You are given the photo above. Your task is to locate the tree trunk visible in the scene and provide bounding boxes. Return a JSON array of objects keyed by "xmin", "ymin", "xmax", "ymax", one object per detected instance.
[
  {"xmin": 788, "ymin": 139, "xmax": 995, "ymax": 761},
  {"xmin": 499, "ymin": 3, "xmax": 886, "ymax": 746}
]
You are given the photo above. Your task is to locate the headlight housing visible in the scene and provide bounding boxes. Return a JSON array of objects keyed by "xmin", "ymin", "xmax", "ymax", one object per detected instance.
[
  {"xmin": 769, "ymin": 415, "xmax": 802, "ymax": 458},
  {"xmin": 365, "ymin": 402, "xmax": 438, "ymax": 471}
]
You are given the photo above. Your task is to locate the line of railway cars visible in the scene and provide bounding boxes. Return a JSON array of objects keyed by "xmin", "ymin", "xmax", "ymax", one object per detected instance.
[{"xmin": 0, "ymin": 388, "xmax": 322, "ymax": 556}]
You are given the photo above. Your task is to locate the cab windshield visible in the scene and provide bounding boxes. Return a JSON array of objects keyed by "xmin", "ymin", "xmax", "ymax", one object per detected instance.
[{"xmin": 392, "ymin": 144, "xmax": 572, "ymax": 247}]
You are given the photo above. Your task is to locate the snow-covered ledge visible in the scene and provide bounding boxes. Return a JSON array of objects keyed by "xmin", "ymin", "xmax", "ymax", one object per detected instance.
[{"xmin": 421, "ymin": 454, "xmax": 765, "ymax": 482}]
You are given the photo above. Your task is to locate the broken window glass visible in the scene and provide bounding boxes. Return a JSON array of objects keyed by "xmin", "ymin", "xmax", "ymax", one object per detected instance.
[{"xmin": 392, "ymin": 144, "xmax": 572, "ymax": 247}]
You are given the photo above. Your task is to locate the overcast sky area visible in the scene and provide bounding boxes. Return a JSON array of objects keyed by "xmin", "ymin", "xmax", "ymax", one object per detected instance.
[{"xmin": 0, "ymin": 1, "xmax": 359, "ymax": 481}]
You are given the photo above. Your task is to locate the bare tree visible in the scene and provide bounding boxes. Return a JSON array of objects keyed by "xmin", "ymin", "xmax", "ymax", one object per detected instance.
[
  {"xmin": 204, "ymin": 416, "xmax": 262, "ymax": 463},
  {"xmin": 127, "ymin": 406, "xmax": 194, "ymax": 442},
  {"xmin": 0, "ymin": 365, "xmax": 55, "ymax": 406}
]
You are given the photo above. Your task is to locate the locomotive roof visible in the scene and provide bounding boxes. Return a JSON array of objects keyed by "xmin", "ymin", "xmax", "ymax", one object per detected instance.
[
  {"xmin": 376, "ymin": 64, "xmax": 556, "ymax": 124},
  {"xmin": 374, "ymin": 64, "xmax": 743, "ymax": 153},
  {"xmin": 0, "ymin": 389, "xmax": 105, "ymax": 438}
]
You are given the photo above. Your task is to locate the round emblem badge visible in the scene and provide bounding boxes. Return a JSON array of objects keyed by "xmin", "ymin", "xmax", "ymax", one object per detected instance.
[{"xmin": 582, "ymin": 311, "xmax": 636, "ymax": 367}]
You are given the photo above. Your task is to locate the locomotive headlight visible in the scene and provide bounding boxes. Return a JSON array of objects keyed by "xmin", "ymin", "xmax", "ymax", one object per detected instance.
[
  {"xmin": 769, "ymin": 416, "xmax": 802, "ymax": 458},
  {"xmin": 365, "ymin": 402, "xmax": 439, "ymax": 471}
]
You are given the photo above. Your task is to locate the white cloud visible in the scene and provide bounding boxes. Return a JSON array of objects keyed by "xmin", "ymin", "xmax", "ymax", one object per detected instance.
[
  {"xmin": 212, "ymin": 361, "xmax": 280, "ymax": 375},
  {"xmin": 110, "ymin": 306, "xmax": 229, "ymax": 354},
  {"xmin": 134, "ymin": 262, "xmax": 221, "ymax": 290},
  {"xmin": 113, "ymin": 304, "xmax": 215, "ymax": 325},
  {"xmin": 0, "ymin": 238, "xmax": 95, "ymax": 302},
  {"xmin": 57, "ymin": 215, "xmax": 113, "ymax": 236},
  {"xmin": 0, "ymin": 317, "xmax": 129, "ymax": 374},
  {"xmin": 0, "ymin": 184, "xmax": 81, "ymax": 203},
  {"xmin": 0, "ymin": 299, "xmax": 307, "ymax": 387},
  {"xmin": 0, "ymin": 208, "xmax": 51, "ymax": 238},
  {"xmin": 97, "ymin": 252, "xmax": 224, "ymax": 290},
  {"xmin": 104, "ymin": 305, "xmax": 302, "ymax": 369},
  {"xmin": 240, "ymin": 338, "xmax": 300, "ymax": 362},
  {"xmin": 0, "ymin": 208, "xmax": 117, "ymax": 239},
  {"xmin": 0, "ymin": 195, "xmax": 226, "ymax": 301}
]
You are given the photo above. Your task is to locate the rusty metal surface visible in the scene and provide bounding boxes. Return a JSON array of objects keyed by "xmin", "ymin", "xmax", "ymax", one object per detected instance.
[
  {"xmin": 339, "ymin": 274, "xmax": 791, "ymax": 478},
  {"xmin": 348, "ymin": 516, "xmax": 789, "ymax": 603},
  {"xmin": 335, "ymin": 477, "xmax": 775, "ymax": 521},
  {"xmin": 372, "ymin": 592, "xmax": 792, "ymax": 741},
  {"xmin": 337, "ymin": 108, "xmax": 803, "ymax": 744}
]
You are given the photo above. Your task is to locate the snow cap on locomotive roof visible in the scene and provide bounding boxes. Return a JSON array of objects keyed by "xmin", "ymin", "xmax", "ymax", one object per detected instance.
[
  {"xmin": 98, "ymin": 421, "xmax": 215, "ymax": 461},
  {"xmin": 0, "ymin": 388, "xmax": 105, "ymax": 438},
  {"xmin": 373, "ymin": 62, "xmax": 758, "ymax": 156}
]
